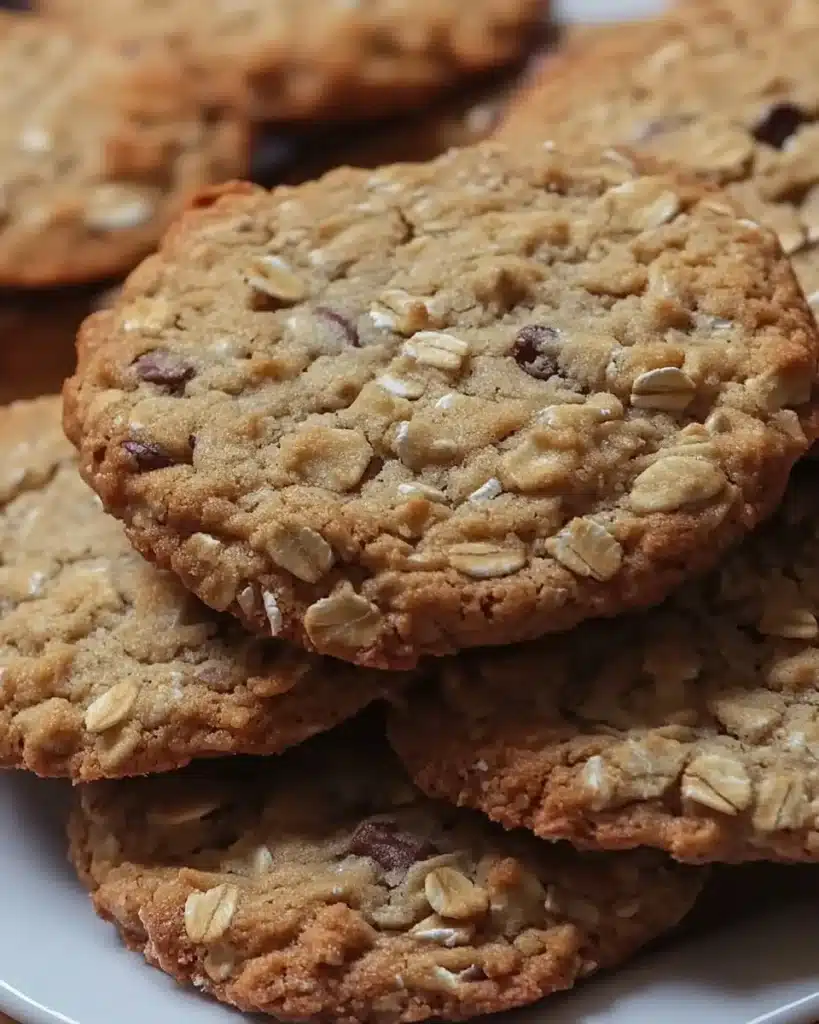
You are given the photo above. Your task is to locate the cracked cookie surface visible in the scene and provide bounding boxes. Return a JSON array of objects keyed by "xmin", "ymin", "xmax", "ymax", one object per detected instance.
[
  {"xmin": 37, "ymin": 0, "xmax": 544, "ymax": 123},
  {"xmin": 0, "ymin": 10, "xmax": 247, "ymax": 287},
  {"xmin": 0, "ymin": 397, "xmax": 406, "ymax": 780},
  {"xmin": 64, "ymin": 142, "xmax": 819, "ymax": 668},
  {"xmin": 498, "ymin": 6, "xmax": 819, "ymax": 316},
  {"xmin": 69, "ymin": 719, "xmax": 703, "ymax": 1024},
  {"xmin": 388, "ymin": 464, "xmax": 819, "ymax": 864}
]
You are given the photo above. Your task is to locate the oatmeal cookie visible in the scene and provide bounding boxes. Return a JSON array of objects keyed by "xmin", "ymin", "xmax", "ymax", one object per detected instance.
[
  {"xmin": 0, "ymin": 11, "xmax": 247, "ymax": 287},
  {"xmin": 69, "ymin": 720, "xmax": 704, "ymax": 1023},
  {"xmin": 389, "ymin": 464, "xmax": 819, "ymax": 864},
  {"xmin": 498, "ymin": 8, "xmax": 819, "ymax": 316},
  {"xmin": 37, "ymin": 0, "xmax": 544, "ymax": 123},
  {"xmin": 64, "ymin": 143, "xmax": 819, "ymax": 668},
  {"xmin": 0, "ymin": 397, "xmax": 407, "ymax": 780}
]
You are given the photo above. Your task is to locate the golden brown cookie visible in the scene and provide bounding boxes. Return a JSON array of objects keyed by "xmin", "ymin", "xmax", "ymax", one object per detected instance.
[
  {"xmin": 389, "ymin": 464, "xmax": 819, "ymax": 864},
  {"xmin": 0, "ymin": 11, "xmax": 247, "ymax": 287},
  {"xmin": 69, "ymin": 719, "xmax": 704, "ymax": 1023},
  {"xmin": 64, "ymin": 143, "xmax": 819, "ymax": 669},
  {"xmin": 38, "ymin": 0, "xmax": 545, "ymax": 123},
  {"xmin": 0, "ymin": 397, "xmax": 408, "ymax": 780}
]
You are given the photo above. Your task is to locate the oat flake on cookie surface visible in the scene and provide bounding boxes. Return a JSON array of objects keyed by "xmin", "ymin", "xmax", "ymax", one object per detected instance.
[
  {"xmin": 389, "ymin": 463, "xmax": 819, "ymax": 864},
  {"xmin": 64, "ymin": 142, "xmax": 819, "ymax": 669},
  {"xmin": 68, "ymin": 717, "xmax": 703, "ymax": 1024},
  {"xmin": 0, "ymin": 398, "xmax": 407, "ymax": 781}
]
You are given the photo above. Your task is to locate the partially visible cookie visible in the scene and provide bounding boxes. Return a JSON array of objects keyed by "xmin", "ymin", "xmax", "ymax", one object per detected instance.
[
  {"xmin": 65, "ymin": 142, "xmax": 819, "ymax": 669},
  {"xmin": 0, "ymin": 397, "xmax": 407, "ymax": 780},
  {"xmin": 498, "ymin": 10, "xmax": 819, "ymax": 317},
  {"xmin": 389, "ymin": 464, "xmax": 819, "ymax": 864},
  {"xmin": 69, "ymin": 719, "xmax": 704, "ymax": 1024},
  {"xmin": 0, "ymin": 11, "xmax": 247, "ymax": 287},
  {"xmin": 38, "ymin": 0, "xmax": 544, "ymax": 123}
]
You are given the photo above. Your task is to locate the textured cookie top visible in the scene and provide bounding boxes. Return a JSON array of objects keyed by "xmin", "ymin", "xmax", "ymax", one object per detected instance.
[
  {"xmin": 69, "ymin": 723, "xmax": 703, "ymax": 1024},
  {"xmin": 0, "ymin": 398, "xmax": 404, "ymax": 781},
  {"xmin": 388, "ymin": 465, "xmax": 819, "ymax": 864},
  {"xmin": 65, "ymin": 143, "xmax": 819, "ymax": 668},
  {"xmin": 38, "ymin": 0, "xmax": 543, "ymax": 123},
  {"xmin": 0, "ymin": 11, "xmax": 247, "ymax": 287},
  {"xmin": 499, "ymin": 9, "xmax": 819, "ymax": 311}
]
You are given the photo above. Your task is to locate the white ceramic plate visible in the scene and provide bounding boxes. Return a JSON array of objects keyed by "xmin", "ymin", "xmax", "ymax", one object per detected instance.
[
  {"xmin": 2, "ymin": 772, "xmax": 819, "ymax": 1024},
  {"xmin": 4, "ymin": 2, "xmax": 819, "ymax": 1023}
]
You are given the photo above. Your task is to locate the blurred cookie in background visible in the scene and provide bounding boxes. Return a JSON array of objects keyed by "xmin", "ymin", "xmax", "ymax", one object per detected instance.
[
  {"xmin": 37, "ymin": 0, "xmax": 547, "ymax": 123},
  {"xmin": 0, "ymin": 10, "xmax": 248, "ymax": 287}
]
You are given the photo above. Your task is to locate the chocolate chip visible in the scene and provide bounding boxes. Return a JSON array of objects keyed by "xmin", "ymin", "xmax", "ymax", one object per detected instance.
[
  {"xmin": 133, "ymin": 350, "xmax": 194, "ymax": 392},
  {"xmin": 121, "ymin": 439, "xmax": 175, "ymax": 471},
  {"xmin": 315, "ymin": 306, "xmax": 360, "ymax": 347},
  {"xmin": 347, "ymin": 819, "xmax": 437, "ymax": 872},
  {"xmin": 752, "ymin": 102, "xmax": 810, "ymax": 150},
  {"xmin": 512, "ymin": 324, "xmax": 560, "ymax": 380}
]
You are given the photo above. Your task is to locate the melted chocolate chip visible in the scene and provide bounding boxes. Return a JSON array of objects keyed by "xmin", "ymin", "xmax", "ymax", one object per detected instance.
[
  {"xmin": 752, "ymin": 102, "xmax": 810, "ymax": 150},
  {"xmin": 512, "ymin": 324, "xmax": 560, "ymax": 380},
  {"xmin": 133, "ymin": 350, "xmax": 194, "ymax": 392},
  {"xmin": 121, "ymin": 439, "xmax": 175, "ymax": 471},
  {"xmin": 347, "ymin": 819, "xmax": 437, "ymax": 872},
  {"xmin": 315, "ymin": 306, "xmax": 360, "ymax": 347}
]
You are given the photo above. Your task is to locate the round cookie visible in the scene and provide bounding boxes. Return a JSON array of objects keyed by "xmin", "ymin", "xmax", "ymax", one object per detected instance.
[
  {"xmin": 0, "ymin": 397, "xmax": 408, "ymax": 781},
  {"xmin": 388, "ymin": 464, "xmax": 819, "ymax": 864},
  {"xmin": 69, "ymin": 720, "xmax": 704, "ymax": 1024},
  {"xmin": 36, "ymin": 0, "xmax": 544, "ymax": 124},
  {"xmin": 498, "ymin": 9, "xmax": 819, "ymax": 318},
  {"xmin": 0, "ymin": 11, "xmax": 247, "ymax": 287},
  {"xmin": 64, "ymin": 142, "xmax": 819, "ymax": 668}
]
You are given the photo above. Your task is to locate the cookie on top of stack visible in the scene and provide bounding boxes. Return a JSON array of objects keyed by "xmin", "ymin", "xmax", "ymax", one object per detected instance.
[
  {"xmin": 64, "ymin": 143, "xmax": 817, "ymax": 669},
  {"xmin": 6, "ymin": 0, "xmax": 819, "ymax": 1020}
]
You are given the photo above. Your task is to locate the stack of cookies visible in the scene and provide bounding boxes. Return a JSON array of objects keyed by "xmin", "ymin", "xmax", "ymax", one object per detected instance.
[{"xmin": 6, "ymin": 0, "xmax": 819, "ymax": 1021}]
